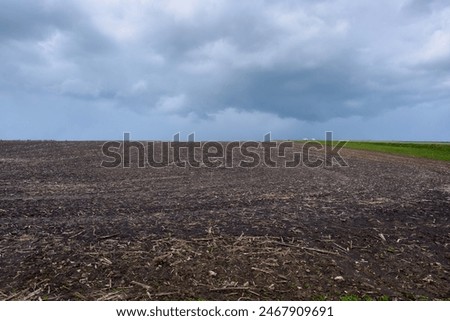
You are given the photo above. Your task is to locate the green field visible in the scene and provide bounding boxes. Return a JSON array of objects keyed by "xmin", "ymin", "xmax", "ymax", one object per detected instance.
[{"xmin": 338, "ymin": 141, "xmax": 450, "ymax": 162}]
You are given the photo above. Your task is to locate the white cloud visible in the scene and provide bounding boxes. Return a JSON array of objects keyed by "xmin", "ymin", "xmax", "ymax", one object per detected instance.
[
  {"xmin": 155, "ymin": 94, "xmax": 187, "ymax": 113},
  {"xmin": 415, "ymin": 30, "xmax": 450, "ymax": 64}
]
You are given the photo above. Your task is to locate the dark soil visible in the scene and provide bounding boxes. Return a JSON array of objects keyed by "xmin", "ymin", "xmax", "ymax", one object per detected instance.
[{"xmin": 0, "ymin": 141, "xmax": 449, "ymax": 300}]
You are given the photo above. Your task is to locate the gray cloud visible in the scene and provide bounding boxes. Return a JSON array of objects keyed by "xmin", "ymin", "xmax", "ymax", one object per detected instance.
[{"xmin": 1, "ymin": 0, "xmax": 450, "ymax": 139}]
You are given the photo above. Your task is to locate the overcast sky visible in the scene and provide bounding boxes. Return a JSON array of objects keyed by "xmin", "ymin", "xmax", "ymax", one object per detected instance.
[{"xmin": 1, "ymin": 0, "xmax": 449, "ymax": 141}]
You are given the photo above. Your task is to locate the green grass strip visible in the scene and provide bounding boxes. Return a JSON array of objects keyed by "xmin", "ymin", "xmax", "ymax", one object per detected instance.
[{"xmin": 340, "ymin": 141, "xmax": 450, "ymax": 162}]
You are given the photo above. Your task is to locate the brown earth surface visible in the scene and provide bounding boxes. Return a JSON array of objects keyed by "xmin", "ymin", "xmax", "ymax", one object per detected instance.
[{"xmin": 0, "ymin": 141, "xmax": 449, "ymax": 300}]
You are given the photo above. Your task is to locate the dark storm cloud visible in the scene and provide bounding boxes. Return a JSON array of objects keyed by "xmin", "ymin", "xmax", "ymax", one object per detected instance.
[
  {"xmin": 0, "ymin": 1, "xmax": 68, "ymax": 41},
  {"xmin": 1, "ymin": 0, "xmax": 450, "ymax": 139}
]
